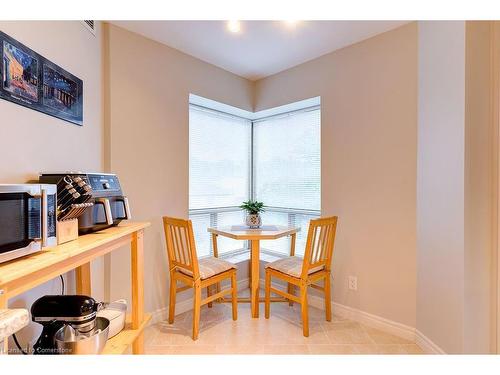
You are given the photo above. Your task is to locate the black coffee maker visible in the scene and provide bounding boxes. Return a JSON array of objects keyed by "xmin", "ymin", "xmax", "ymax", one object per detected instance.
[{"xmin": 31, "ymin": 295, "xmax": 100, "ymax": 354}]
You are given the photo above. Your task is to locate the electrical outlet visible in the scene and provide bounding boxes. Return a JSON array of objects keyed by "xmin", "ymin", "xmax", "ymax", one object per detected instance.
[{"xmin": 348, "ymin": 276, "xmax": 358, "ymax": 291}]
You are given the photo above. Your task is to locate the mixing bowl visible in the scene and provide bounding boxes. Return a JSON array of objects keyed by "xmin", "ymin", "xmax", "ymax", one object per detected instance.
[{"xmin": 54, "ymin": 317, "xmax": 110, "ymax": 354}]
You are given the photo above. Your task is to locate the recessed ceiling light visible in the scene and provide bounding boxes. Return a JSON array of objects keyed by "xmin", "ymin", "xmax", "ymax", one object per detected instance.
[
  {"xmin": 227, "ymin": 20, "xmax": 241, "ymax": 33},
  {"xmin": 284, "ymin": 20, "xmax": 300, "ymax": 28}
]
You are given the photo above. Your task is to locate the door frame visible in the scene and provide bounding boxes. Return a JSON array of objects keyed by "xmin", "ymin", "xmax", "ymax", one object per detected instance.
[{"xmin": 492, "ymin": 20, "xmax": 500, "ymax": 355}]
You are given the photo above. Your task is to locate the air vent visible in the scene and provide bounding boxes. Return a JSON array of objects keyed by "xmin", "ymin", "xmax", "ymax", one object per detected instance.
[{"xmin": 82, "ymin": 20, "xmax": 96, "ymax": 36}]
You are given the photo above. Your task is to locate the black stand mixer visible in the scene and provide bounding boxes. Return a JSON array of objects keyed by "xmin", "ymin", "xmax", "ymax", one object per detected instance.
[{"xmin": 31, "ymin": 295, "xmax": 103, "ymax": 354}]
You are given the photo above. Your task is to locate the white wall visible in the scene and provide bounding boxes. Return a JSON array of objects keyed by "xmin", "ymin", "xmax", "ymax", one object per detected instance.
[
  {"xmin": 0, "ymin": 21, "xmax": 104, "ymax": 347},
  {"xmin": 255, "ymin": 23, "xmax": 418, "ymax": 328}
]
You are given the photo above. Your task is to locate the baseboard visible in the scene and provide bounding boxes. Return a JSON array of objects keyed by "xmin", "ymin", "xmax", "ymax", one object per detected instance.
[
  {"xmin": 415, "ymin": 329, "xmax": 446, "ymax": 354},
  {"xmin": 260, "ymin": 279, "xmax": 447, "ymax": 353},
  {"xmin": 330, "ymin": 301, "xmax": 416, "ymax": 341},
  {"xmin": 259, "ymin": 279, "xmax": 416, "ymax": 340},
  {"xmin": 330, "ymin": 302, "xmax": 445, "ymax": 354},
  {"xmin": 150, "ymin": 277, "xmax": 444, "ymax": 354}
]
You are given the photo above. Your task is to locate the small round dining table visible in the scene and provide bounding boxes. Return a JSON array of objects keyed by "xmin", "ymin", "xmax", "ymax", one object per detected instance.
[{"xmin": 207, "ymin": 224, "xmax": 300, "ymax": 318}]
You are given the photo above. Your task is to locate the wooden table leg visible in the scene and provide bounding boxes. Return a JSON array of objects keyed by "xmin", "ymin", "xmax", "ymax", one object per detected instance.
[
  {"xmin": 288, "ymin": 233, "xmax": 296, "ymax": 306},
  {"xmin": 76, "ymin": 262, "xmax": 91, "ymax": 295},
  {"xmin": 250, "ymin": 240, "xmax": 260, "ymax": 318},
  {"xmin": 211, "ymin": 234, "xmax": 221, "ymax": 301},
  {"xmin": 0, "ymin": 290, "xmax": 7, "ymax": 354},
  {"xmin": 131, "ymin": 230, "xmax": 145, "ymax": 354},
  {"xmin": 248, "ymin": 246, "xmax": 252, "ymax": 292}
]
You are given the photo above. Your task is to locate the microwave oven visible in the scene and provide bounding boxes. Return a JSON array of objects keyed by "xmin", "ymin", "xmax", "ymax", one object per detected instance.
[{"xmin": 0, "ymin": 184, "xmax": 57, "ymax": 264}]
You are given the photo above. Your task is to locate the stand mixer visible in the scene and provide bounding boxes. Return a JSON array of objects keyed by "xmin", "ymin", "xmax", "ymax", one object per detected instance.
[{"xmin": 31, "ymin": 295, "xmax": 108, "ymax": 354}]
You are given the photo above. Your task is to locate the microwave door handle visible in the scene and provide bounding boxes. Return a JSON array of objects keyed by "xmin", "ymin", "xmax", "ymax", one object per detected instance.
[
  {"xmin": 116, "ymin": 196, "xmax": 132, "ymax": 220},
  {"xmin": 41, "ymin": 188, "xmax": 48, "ymax": 247},
  {"xmin": 95, "ymin": 198, "xmax": 113, "ymax": 225},
  {"xmin": 27, "ymin": 193, "xmax": 41, "ymax": 242}
]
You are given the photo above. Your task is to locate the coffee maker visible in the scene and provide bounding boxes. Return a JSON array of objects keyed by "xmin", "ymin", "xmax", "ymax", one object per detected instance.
[{"xmin": 31, "ymin": 295, "xmax": 102, "ymax": 354}]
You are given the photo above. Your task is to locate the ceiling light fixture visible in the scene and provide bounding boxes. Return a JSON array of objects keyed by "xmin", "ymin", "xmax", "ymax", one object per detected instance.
[
  {"xmin": 284, "ymin": 20, "xmax": 299, "ymax": 28},
  {"xmin": 227, "ymin": 20, "xmax": 241, "ymax": 33}
]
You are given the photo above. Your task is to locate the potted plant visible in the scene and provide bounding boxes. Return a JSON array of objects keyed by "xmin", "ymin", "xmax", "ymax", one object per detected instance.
[{"xmin": 240, "ymin": 200, "xmax": 265, "ymax": 229}]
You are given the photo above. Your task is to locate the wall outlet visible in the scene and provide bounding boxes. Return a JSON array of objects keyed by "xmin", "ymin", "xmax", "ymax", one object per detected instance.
[{"xmin": 348, "ymin": 276, "xmax": 358, "ymax": 291}]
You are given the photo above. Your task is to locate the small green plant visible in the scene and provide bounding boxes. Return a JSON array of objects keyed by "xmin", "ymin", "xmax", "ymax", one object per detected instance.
[{"xmin": 239, "ymin": 200, "xmax": 265, "ymax": 215}]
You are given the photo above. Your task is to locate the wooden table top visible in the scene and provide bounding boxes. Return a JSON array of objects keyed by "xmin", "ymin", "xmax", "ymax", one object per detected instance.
[
  {"xmin": 207, "ymin": 225, "xmax": 299, "ymax": 240},
  {"xmin": 0, "ymin": 222, "xmax": 150, "ymax": 289}
]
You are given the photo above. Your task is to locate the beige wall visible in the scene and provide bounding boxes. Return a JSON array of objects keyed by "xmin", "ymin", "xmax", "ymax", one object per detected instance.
[
  {"xmin": 2, "ymin": 20, "xmax": 496, "ymax": 353},
  {"xmin": 464, "ymin": 21, "xmax": 496, "ymax": 354},
  {"xmin": 417, "ymin": 21, "xmax": 497, "ymax": 354},
  {"xmin": 416, "ymin": 21, "xmax": 466, "ymax": 354},
  {"xmin": 255, "ymin": 23, "xmax": 418, "ymax": 327},
  {"xmin": 104, "ymin": 24, "xmax": 254, "ymax": 314},
  {"xmin": 0, "ymin": 21, "xmax": 104, "ymax": 346}
]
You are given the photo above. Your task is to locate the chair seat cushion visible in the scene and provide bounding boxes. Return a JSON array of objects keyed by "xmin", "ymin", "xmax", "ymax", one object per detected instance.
[
  {"xmin": 265, "ymin": 256, "xmax": 323, "ymax": 278},
  {"xmin": 179, "ymin": 257, "xmax": 237, "ymax": 280}
]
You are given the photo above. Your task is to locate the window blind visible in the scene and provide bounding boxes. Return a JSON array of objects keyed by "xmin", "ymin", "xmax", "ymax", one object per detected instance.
[
  {"xmin": 253, "ymin": 108, "xmax": 321, "ymax": 211},
  {"xmin": 189, "ymin": 103, "xmax": 321, "ymax": 257},
  {"xmin": 189, "ymin": 105, "xmax": 251, "ymax": 210}
]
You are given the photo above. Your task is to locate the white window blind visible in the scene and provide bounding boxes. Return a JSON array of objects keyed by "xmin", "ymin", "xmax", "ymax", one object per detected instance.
[
  {"xmin": 189, "ymin": 102, "xmax": 321, "ymax": 258},
  {"xmin": 253, "ymin": 108, "xmax": 321, "ymax": 211},
  {"xmin": 189, "ymin": 105, "xmax": 251, "ymax": 210}
]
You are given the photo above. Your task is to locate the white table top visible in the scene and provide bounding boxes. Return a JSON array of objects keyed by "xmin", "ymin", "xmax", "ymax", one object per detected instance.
[{"xmin": 208, "ymin": 225, "xmax": 299, "ymax": 240}]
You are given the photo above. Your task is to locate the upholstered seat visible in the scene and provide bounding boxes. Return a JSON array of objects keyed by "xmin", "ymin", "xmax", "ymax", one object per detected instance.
[
  {"xmin": 265, "ymin": 256, "xmax": 323, "ymax": 278},
  {"xmin": 179, "ymin": 257, "xmax": 237, "ymax": 280}
]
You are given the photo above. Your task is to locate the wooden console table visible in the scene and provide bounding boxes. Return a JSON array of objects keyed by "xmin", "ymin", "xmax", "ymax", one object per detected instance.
[{"xmin": 0, "ymin": 221, "xmax": 150, "ymax": 355}]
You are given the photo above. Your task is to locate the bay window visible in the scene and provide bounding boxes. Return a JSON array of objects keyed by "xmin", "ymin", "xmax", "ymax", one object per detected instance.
[{"xmin": 189, "ymin": 101, "xmax": 320, "ymax": 258}]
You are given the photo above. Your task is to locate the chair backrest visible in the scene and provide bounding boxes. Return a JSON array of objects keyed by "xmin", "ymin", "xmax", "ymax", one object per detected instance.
[
  {"xmin": 301, "ymin": 216, "xmax": 338, "ymax": 278},
  {"xmin": 162, "ymin": 216, "xmax": 200, "ymax": 278}
]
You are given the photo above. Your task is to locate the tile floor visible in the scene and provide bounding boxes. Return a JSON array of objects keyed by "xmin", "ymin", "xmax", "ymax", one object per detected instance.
[{"xmin": 143, "ymin": 302, "xmax": 424, "ymax": 354}]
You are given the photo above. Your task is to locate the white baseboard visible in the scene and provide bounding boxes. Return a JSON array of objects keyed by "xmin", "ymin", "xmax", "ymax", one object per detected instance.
[
  {"xmin": 150, "ymin": 277, "xmax": 444, "ymax": 354},
  {"xmin": 330, "ymin": 302, "xmax": 416, "ymax": 342},
  {"xmin": 415, "ymin": 329, "xmax": 446, "ymax": 354},
  {"xmin": 259, "ymin": 280, "xmax": 417, "ymax": 342}
]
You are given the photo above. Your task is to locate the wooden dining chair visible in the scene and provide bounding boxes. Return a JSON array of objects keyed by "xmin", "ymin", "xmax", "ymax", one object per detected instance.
[
  {"xmin": 264, "ymin": 216, "xmax": 338, "ymax": 337},
  {"xmin": 162, "ymin": 216, "xmax": 238, "ymax": 340}
]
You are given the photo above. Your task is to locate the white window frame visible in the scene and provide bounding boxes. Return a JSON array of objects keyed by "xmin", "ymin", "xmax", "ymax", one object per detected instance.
[{"xmin": 188, "ymin": 103, "xmax": 321, "ymax": 258}]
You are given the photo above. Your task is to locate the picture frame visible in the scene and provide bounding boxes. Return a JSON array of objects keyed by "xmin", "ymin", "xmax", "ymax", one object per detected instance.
[{"xmin": 0, "ymin": 30, "xmax": 83, "ymax": 126}]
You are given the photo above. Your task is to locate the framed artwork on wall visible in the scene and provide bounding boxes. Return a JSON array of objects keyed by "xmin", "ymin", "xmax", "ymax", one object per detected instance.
[{"xmin": 0, "ymin": 30, "xmax": 83, "ymax": 126}]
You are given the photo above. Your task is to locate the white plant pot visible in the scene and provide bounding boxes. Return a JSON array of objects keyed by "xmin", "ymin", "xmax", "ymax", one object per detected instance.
[{"xmin": 245, "ymin": 214, "xmax": 262, "ymax": 229}]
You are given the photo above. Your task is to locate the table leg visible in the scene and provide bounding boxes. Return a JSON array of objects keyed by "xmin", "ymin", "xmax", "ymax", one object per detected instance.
[
  {"xmin": 0, "ymin": 291, "xmax": 7, "ymax": 354},
  {"xmin": 131, "ymin": 230, "xmax": 145, "ymax": 354},
  {"xmin": 250, "ymin": 240, "xmax": 260, "ymax": 318},
  {"xmin": 288, "ymin": 233, "xmax": 296, "ymax": 306},
  {"xmin": 76, "ymin": 262, "xmax": 92, "ymax": 295},
  {"xmin": 248, "ymin": 247, "xmax": 252, "ymax": 292},
  {"xmin": 211, "ymin": 234, "xmax": 221, "ymax": 301}
]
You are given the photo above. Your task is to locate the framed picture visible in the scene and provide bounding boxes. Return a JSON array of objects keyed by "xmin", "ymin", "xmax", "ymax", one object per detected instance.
[{"xmin": 0, "ymin": 30, "xmax": 83, "ymax": 126}]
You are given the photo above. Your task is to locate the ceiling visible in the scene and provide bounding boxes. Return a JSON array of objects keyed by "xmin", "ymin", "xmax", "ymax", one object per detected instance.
[{"xmin": 111, "ymin": 21, "xmax": 409, "ymax": 81}]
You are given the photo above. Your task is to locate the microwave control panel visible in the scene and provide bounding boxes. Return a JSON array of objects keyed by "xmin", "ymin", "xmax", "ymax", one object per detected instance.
[{"xmin": 47, "ymin": 193, "xmax": 57, "ymax": 237}]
